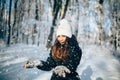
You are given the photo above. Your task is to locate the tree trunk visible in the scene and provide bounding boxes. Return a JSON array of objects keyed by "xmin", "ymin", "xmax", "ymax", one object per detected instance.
[
  {"xmin": 0, "ymin": 0, "xmax": 6, "ymax": 41},
  {"xmin": 62, "ymin": 0, "xmax": 69, "ymax": 19},
  {"xmin": 75, "ymin": 0, "xmax": 79, "ymax": 38},
  {"xmin": 35, "ymin": 0, "xmax": 39, "ymax": 20},
  {"xmin": 7, "ymin": 0, "xmax": 12, "ymax": 46},
  {"xmin": 109, "ymin": 0, "xmax": 120, "ymax": 50},
  {"xmin": 46, "ymin": 0, "xmax": 62, "ymax": 49}
]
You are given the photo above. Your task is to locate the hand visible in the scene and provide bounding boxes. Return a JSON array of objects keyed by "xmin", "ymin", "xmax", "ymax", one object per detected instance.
[
  {"xmin": 53, "ymin": 66, "xmax": 71, "ymax": 77},
  {"xmin": 23, "ymin": 60, "xmax": 42, "ymax": 68}
]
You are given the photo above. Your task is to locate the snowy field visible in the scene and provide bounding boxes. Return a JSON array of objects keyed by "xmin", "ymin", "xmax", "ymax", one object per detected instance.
[{"xmin": 0, "ymin": 43, "xmax": 120, "ymax": 80}]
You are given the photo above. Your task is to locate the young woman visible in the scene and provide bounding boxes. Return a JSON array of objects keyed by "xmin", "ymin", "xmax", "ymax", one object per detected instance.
[{"xmin": 23, "ymin": 19, "xmax": 82, "ymax": 80}]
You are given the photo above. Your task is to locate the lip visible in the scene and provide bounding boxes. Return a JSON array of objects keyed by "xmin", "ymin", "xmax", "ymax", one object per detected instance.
[{"xmin": 60, "ymin": 42, "xmax": 65, "ymax": 44}]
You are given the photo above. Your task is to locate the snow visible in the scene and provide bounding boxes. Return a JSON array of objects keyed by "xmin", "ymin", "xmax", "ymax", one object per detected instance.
[
  {"xmin": 34, "ymin": 71, "xmax": 52, "ymax": 80},
  {"xmin": 1, "ymin": 0, "xmax": 119, "ymax": 80},
  {"xmin": 0, "ymin": 43, "xmax": 120, "ymax": 80},
  {"xmin": 78, "ymin": 44, "xmax": 120, "ymax": 80}
]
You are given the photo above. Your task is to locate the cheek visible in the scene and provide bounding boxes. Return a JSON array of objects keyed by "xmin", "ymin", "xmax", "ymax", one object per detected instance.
[
  {"xmin": 63, "ymin": 37, "xmax": 67, "ymax": 41},
  {"xmin": 63, "ymin": 38, "xmax": 66, "ymax": 42},
  {"xmin": 57, "ymin": 37, "xmax": 60, "ymax": 41}
]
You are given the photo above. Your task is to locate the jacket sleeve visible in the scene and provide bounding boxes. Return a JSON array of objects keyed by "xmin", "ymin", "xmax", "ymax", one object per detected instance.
[{"xmin": 36, "ymin": 50, "xmax": 56, "ymax": 71}]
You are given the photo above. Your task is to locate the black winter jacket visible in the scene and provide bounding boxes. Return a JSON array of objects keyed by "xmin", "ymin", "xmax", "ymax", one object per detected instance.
[{"xmin": 37, "ymin": 35, "xmax": 82, "ymax": 80}]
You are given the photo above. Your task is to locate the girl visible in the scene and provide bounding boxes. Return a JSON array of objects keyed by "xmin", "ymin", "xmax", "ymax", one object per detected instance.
[{"xmin": 23, "ymin": 19, "xmax": 82, "ymax": 80}]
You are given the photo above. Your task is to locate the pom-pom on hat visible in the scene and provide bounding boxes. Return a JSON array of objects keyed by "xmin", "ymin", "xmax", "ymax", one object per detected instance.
[{"xmin": 56, "ymin": 19, "xmax": 72, "ymax": 38}]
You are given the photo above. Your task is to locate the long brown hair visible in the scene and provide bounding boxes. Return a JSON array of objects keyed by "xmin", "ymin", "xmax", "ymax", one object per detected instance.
[{"xmin": 52, "ymin": 38, "xmax": 69, "ymax": 60}]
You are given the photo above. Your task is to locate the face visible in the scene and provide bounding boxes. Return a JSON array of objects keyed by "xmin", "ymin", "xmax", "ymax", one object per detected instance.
[{"xmin": 57, "ymin": 35, "xmax": 67, "ymax": 45}]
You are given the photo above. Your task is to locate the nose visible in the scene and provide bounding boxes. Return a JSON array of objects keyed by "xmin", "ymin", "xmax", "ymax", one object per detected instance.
[{"xmin": 59, "ymin": 36, "xmax": 63, "ymax": 41}]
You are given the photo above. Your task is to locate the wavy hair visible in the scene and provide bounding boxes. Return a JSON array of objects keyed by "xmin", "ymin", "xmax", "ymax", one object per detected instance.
[{"xmin": 52, "ymin": 38, "xmax": 69, "ymax": 60}]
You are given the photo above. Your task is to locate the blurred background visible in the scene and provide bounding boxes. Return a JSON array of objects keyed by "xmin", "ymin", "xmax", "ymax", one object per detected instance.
[
  {"xmin": 0, "ymin": 0, "xmax": 119, "ymax": 50},
  {"xmin": 0, "ymin": 0, "xmax": 120, "ymax": 80}
]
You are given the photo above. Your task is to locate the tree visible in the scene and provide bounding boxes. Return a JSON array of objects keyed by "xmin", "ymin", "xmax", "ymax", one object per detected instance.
[
  {"xmin": 7, "ymin": 0, "xmax": 12, "ymax": 46},
  {"xmin": 109, "ymin": 0, "xmax": 120, "ymax": 50},
  {"xmin": 46, "ymin": 0, "xmax": 70, "ymax": 49},
  {"xmin": 0, "ymin": 0, "xmax": 6, "ymax": 42},
  {"xmin": 94, "ymin": 0, "xmax": 105, "ymax": 44}
]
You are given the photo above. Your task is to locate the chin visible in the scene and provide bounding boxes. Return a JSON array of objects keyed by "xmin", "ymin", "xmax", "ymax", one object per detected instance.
[{"xmin": 60, "ymin": 43, "xmax": 65, "ymax": 45}]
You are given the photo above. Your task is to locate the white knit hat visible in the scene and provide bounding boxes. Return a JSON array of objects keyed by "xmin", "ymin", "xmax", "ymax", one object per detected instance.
[{"xmin": 56, "ymin": 19, "xmax": 72, "ymax": 38}]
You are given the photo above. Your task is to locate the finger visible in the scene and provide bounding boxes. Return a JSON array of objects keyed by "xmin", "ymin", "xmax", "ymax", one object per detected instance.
[
  {"xmin": 23, "ymin": 61, "xmax": 29, "ymax": 68},
  {"xmin": 58, "ymin": 72, "xmax": 62, "ymax": 77},
  {"xmin": 62, "ymin": 72, "xmax": 66, "ymax": 77},
  {"xmin": 64, "ymin": 68, "xmax": 71, "ymax": 73},
  {"xmin": 23, "ymin": 64, "xmax": 28, "ymax": 68},
  {"xmin": 54, "ymin": 72, "xmax": 59, "ymax": 75},
  {"xmin": 53, "ymin": 70, "xmax": 58, "ymax": 75},
  {"xmin": 66, "ymin": 69, "xmax": 71, "ymax": 73}
]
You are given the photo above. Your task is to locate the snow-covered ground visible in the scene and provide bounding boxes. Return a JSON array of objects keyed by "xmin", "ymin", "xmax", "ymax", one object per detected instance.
[{"xmin": 0, "ymin": 43, "xmax": 120, "ymax": 80}]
